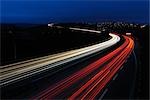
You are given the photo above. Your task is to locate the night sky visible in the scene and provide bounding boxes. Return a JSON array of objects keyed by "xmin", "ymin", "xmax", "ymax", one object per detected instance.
[{"xmin": 1, "ymin": 0, "xmax": 149, "ymax": 24}]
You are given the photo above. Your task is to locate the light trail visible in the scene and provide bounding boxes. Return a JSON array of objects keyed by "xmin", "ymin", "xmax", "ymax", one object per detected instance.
[
  {"xmin": 33, "ymin": 35, "xmax": 134, "ymax": 99},
  {"xmin": 0, "ymin": 29, "xmax": 120, "ymax": 86},
  {"xmin": 69, "ymin": 28, "xmax": 101, "ymax": 33},
  {"xmin": 69, "ymin": 36, "xmax": 134, "ymax": 99}
]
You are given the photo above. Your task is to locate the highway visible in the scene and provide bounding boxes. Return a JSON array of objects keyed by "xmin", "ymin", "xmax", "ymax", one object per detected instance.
[
  {"xmin": 1, "ymin": 28, "xmax": 134, "ymax": 99},
  {"xmin": 32, "ymin": 35, "xmax": 134, "ymax": 99},
  {"xmin": 0, "ymin": 29, "xmax": 120, "ymax": 87}
]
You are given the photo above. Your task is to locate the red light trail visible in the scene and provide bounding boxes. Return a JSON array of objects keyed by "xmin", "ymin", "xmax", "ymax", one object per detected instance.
[{"xmin": 33, "ymin": 35, "xmax": 134, "ymax": 99}]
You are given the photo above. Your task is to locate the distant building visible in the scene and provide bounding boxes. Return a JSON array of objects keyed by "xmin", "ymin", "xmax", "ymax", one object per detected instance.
[{"xmin": 48, "ymin": 23, "xmax": 54, "ymax": 27}]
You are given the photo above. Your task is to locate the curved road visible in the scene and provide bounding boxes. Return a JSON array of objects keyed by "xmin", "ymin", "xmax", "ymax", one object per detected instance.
[{"xmin": 32, "ymin": 34, "xmax": 134, "ymax": 99}]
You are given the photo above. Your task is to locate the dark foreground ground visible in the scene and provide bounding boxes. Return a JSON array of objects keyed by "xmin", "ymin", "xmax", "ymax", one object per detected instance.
[{"xmin": 132, "ymin": 26, "xmax": 149, "ymax": 99}]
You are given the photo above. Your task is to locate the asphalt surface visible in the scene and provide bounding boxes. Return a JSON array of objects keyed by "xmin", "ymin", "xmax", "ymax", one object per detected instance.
[
  {"xmin": 98, "ymin": 50, "xmax": 137, "ymax": 99},
  {"xmin": 96, "ymin": 40, "xmax": 139, "ymax": 99}
]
